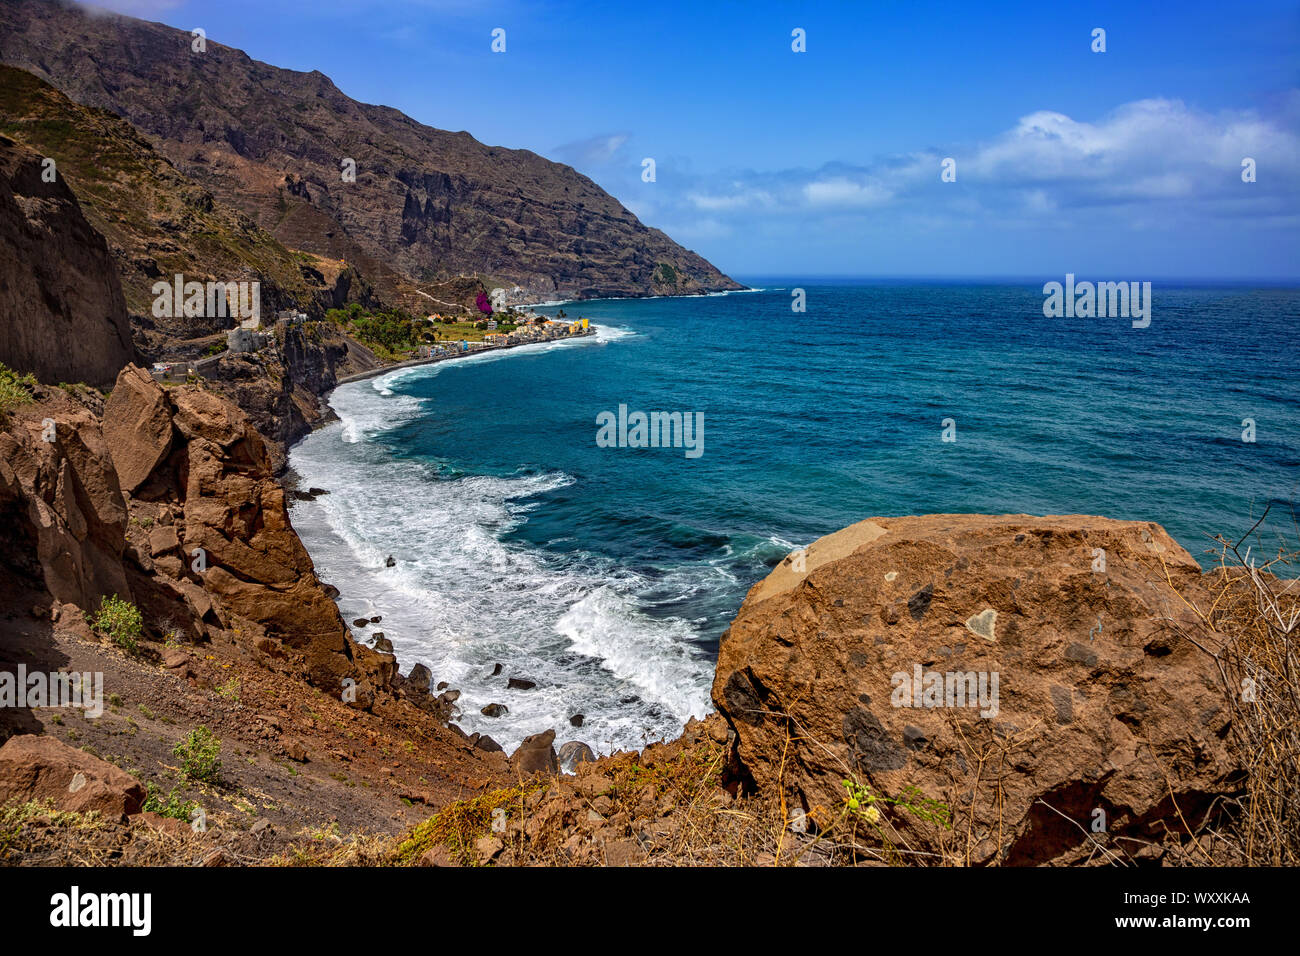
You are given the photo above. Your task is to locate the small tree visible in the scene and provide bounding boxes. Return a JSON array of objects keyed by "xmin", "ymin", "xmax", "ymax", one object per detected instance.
[
  {"xmin": 173, "ymin": 726, "xmax": 222, "ymax": 783},
  {"xmin": 93, "ymin": 595, "xmax": 143, "ymax": 653}
]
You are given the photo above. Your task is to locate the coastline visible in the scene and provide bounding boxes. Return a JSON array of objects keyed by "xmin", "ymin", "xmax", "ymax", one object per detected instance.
[
  {"xmin": 330, "ymin": 328, "xmax": 596, "ymax": 390},
  {"xmin": 284, "ymin": 313, "xmax": 718, "ymax": 754}
]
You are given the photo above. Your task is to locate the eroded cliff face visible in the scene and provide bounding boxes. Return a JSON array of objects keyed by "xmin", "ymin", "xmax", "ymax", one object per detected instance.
[
  {"xmin": 0, "ymin": 134, "xmax": 134, "ymax": 388},
  {"xmin": 0, "ymin": 368, "xmax": 393, "ymax": 697},
  {"xmin": 0, "ymin": 64, "xmax": 385, "ymax": 362},
  {"xmin": 197, "ymin": 321, "xmax": 383, "ymax": 472},
  {"xmin": 714, "ymin": 514, "xmax": 1244, "ymax": 866}
]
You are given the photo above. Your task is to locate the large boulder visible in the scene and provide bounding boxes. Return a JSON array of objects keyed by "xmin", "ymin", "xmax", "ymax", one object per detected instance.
[
  {"xmin": 0, "ymin": 734, "xmax": 145, "ymax": 821},
  {"xmin": 713, "ymin": 514, "xmax": 1241, "ymax": 865},
  {"xmin": 101, "ymin": 365, "xmax": 175, "ymax": 494},
  {"xmin": 511, "ymin": 729, "xmax": 558, "ymax": 777}
]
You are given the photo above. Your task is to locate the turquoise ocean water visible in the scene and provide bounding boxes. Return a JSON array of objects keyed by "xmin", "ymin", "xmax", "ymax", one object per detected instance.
[{"xmin": 289, "ymin": 281, "xmax": 1299, "ymax": 752}]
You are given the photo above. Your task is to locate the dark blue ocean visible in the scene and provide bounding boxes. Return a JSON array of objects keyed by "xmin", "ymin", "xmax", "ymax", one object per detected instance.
[{"xmin": 289, "ymin": 281, "xmax": 1300, "ymax": 752}]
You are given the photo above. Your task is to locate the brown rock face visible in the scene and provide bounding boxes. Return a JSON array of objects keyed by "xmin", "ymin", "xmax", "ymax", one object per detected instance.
[
  {"xmin": 2, "ymin": 368, "xmax": 380, "ymax": 694},
  {"xmin": 99, "ymin": 369, "xmax": 358, "ymax": 690},
  {"xmin": 0, "ymin": 391, "xmax": 130, "ymax": 608},
  {"xmin": 0, "ymin": 733, "xmax": 145, "ymax": 821},
  {"xmin": 713, "ymin": 514, "xmax": 1241, "ymax": 866},
  {"xmin": 0, "ymin": 134, "xmax": 133, "ymax": 387}
]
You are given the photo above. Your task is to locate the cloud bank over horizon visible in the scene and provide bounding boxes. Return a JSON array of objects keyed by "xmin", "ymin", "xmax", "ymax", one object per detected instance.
[{"xmin": 572, "ymin": 93, "xmax": 1300, "ymax": 279}]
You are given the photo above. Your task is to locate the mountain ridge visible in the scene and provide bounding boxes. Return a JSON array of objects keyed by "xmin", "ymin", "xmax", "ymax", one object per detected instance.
[{"xmin": 0, "ymin": 0, "xmax": 743, "ymax": 309}]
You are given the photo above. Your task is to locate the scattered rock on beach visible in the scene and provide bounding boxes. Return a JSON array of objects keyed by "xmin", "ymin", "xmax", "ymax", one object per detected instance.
[
  {"xmin": 407, "ymin": 663, "xmax": 432, "ymax": 691},
  {"xmin": 491, "ymin": 663, "xmax": 503, "ymax": 676},
  {"xmin": 474, "ymin": 734, "xmax": 504, "ymax": 753},
  {"xmin": 436, "ymin": 681, "xmax": 449, "ymax": 691},
  {"xmin": 569, "ymin": 714, "xmax": 584, "ymax": 727},
  {"xmin": 481, "ymin": 703, "xmax": 508, "ymax": 718},
  {"xmin": 371, "ymin": 634, "xmax": 393, "ymax": 654},
  {"xmin": 510, "ymin": 730, "xmax": 558, "ymax": 776},
  {"xmin": 385, "ymin": 555, "xmax": 395, "ymax": 567},
  {"xmin": 369, "ymin": 615, "xmax": 382, "ymax": 623},
  {"xmin": 558, "ymin": 741, "xmax": 595, "ymax": 773},
  {"xmin": 351, "ymin": 618, "xmax": 369, "ymax": 628},
  {"xmin": 507, "ymin": 677, "xmax": 536, "ymax": 690}
]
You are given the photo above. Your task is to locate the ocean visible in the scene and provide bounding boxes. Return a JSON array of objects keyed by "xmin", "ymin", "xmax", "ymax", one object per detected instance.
[{"xmin": 288, "ymin": 280, "xmax": 1300, "ymax": 754}]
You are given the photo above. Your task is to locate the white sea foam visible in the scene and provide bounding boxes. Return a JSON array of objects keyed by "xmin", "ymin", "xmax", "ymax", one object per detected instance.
[{"xmin": 290, "ymin": 330, "xmax": 711, "ymax": 754}]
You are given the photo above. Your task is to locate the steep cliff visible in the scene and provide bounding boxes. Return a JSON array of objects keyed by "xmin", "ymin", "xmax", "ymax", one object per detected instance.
[
  {"xmin": 0, "ymin": 0, "xmax": 743, "ymax": 307},
  {"xmin": 0, "ymin": 64, "xmax": 379, "ymax": 355},
  {"xmin": 0, "ymin": 368, "xmax": 394, "ymax": 694},
  {"xmin": 0, "ymin": 134, "xmax": 133, "ymax": 387}
]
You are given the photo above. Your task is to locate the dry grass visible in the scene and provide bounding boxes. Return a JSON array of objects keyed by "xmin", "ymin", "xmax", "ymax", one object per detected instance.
[
  {"xmin": 1161, "ymin": 510, "xmax": 1300, "ymax": 865},
  {"xmin": 0, "ymin": 800, "xmax": 211, "ymax": 866}
]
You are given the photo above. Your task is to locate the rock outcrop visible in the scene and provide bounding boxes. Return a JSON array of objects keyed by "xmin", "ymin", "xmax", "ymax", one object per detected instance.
[
  {"xmin": 0, "ymin": 134, "xmax": 133, "ymax": 387},
  {"xmin": 713, "ymin": 514, "xmax": 1242, "ymax": 865},
  {"xmin": 1, "ymin": 368, "xmax": 393, "ymax": 695},
  {"xmin": 0, "ymin": 389, "xmax": 131, "ymax": 609}
]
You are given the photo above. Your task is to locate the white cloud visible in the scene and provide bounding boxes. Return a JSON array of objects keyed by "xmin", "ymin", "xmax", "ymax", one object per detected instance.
[
  {"xmin": 551, "ymin": 132, "xmax": 630, "ymax": 168},
  {"xmin": 624, "ymin": 94, "xmax": 1300, "ymax": 238},
  {"xmin": 802, "ymin": 178, "xmax": 892, "ymax": 207}
]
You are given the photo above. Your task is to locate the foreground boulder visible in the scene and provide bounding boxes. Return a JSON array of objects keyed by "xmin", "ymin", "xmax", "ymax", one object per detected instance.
[
  {"xmin": 713, "ymin": 514, "xmax": 1242, "ymax": 865},
  {"xmin": 0, "ymin": 734, "xmax": 145, "ymax": 821}
]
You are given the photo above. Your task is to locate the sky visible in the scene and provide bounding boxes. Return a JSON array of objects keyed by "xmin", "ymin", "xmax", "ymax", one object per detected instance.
[{"xmin": 84, "ymin": 0, "xmax": 1300, "ymax": 280}]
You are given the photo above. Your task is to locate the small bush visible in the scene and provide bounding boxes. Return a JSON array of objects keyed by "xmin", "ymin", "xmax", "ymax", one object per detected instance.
[
  {"xmin": 173, "ymin": 727, "xmax": 222, "ymax": 783},
  {"xmin": 93, "ymin": 595, "xmax": 143, "ymax": 653},
  {"xmin": 0, "ymin": 362, "xmax": 36, "ymax": 416},
  {"xmin": 143, "ymin": 783, "xmax": 199, "ymax": 822}
]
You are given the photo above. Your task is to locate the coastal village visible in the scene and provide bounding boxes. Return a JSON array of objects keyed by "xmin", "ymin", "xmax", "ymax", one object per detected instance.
[{"xmin": 149, "ymin": 302, "xmax": 592, "ymax": 384}]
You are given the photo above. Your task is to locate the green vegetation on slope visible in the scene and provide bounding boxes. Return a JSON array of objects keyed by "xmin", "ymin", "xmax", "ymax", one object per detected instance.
[{"xmin": 0, "ymin": 64, "xmax": 315, "ymax": 317}]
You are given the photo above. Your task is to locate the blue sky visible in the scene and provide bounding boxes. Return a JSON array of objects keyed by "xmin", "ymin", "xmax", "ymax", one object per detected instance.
[{"xmin": 88, "ymin": 0, "xmax": 1300, "ymax": 279}]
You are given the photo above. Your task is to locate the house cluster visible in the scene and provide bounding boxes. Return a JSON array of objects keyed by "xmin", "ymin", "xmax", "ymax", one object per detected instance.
[
  {"xmin": 483, "ymin": 315, "xmax": 589, "ymax": 348},
  {"xmin": 149, "ymin": 362, "xmax": 195, "ymax": 383},
  {"xmin": 415, "ymin": 341, "xmax": 472, "ymax": 359}
]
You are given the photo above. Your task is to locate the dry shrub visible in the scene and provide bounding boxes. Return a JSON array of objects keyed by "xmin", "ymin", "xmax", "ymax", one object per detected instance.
[{"xmin": 1165, "ymin": 510, "xmax": 1300, "ymax": 865}]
